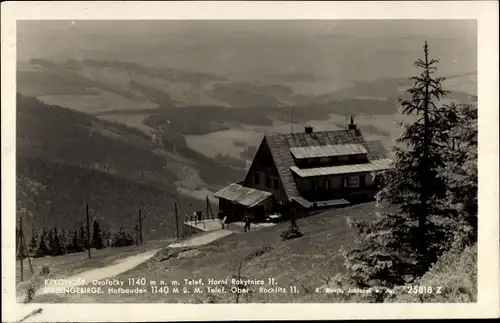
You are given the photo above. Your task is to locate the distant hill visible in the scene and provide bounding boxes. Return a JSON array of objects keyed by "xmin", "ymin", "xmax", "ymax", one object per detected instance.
[
  {"xmin": 15, "ymin": 58, "xmax": 477, "ymax": 178},
  {"xmin": 318, "ymin": 74, "xmax": 477, "ymax": 103},
  {"xmin": 17, "ymin": 58, "xmax": 476, "ymax": 117},
  {"xmin": 16, "ymin": 94, "xmax": 244, "ymax": 239},
  {"xmin": 17, "ymin": 59, "xmax": 301, "ymax": 110}
]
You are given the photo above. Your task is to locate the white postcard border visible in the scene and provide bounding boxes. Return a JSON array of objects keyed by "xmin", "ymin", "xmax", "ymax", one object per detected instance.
[{"xmin": 2, "ymin": 1, "xmax": 498, "ymax": 321}]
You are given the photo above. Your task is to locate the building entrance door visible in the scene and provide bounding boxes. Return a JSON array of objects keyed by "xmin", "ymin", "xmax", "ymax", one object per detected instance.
[{"xmin": 254, "ymin": 205, "xmax": 266, "ymax": 221}]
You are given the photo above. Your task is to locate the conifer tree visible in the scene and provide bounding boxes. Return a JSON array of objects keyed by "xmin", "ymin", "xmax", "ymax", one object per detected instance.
[
  {"xmin": 65, "ymin": 229, "xmax": 74, "ymax": 253},
  {"xmin": 71, "ymin": 229, "xmax": 79, "ymax": 252},
  {"xmin": 47, "ymin": 228, "xmax": 54, "ymax": 255},
  {"xmin": 79, "ymin": 222, "xmax": 88, "ymax": 250},
  {"xmin": 92, "ymin": 220, "xmax": 105, "ymax": 250},
  {"xmin": 35, "ymin": 229, "xmax": 50, "ymax": 258},
  {"xmin": 59, "ymin": 228, "xmax": 68, "ymax": 255},
  {"xmin": 104, "ymin": 231, "xmax": 112, "ymax": 247},
  {"xmin": 339, "ymin": 42, "xmax": 454, "ymax": 291},
  {"xmin": 28, "ymin": 228, "xmax": 38, "ymax": 256},
  {"xmin": 76, "ymin": 229, "xmax": 86, "ymax": 252},
  {"xmin": 50, "ymin": 228, "xmax": 63, "ymax": 256}
]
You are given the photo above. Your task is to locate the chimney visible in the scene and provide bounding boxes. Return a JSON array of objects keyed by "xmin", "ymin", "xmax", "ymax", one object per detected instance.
[
  {"xmin": 304, "ymin": 125, "xmax": 313, "ymax": 134},
  {"xmin": 348, "ymin": 116, "xmax": 357, "ymax": 130}
]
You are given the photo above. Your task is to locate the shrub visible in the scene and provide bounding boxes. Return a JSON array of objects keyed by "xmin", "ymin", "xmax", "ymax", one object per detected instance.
[
  {"xmin": 280, "ymin": 224, "xmax": 303, "ymax": 241},
  {"xmin": 112, "ymin": 227, "xmax": 135, "ymax": 247},
  {"xmin": 22, "ymin": 265, "xmax": 51, "ymax": 304}
]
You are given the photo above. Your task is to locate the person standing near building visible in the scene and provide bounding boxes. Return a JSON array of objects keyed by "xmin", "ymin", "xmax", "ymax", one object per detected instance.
[{"xmin": 243, "ymin": 213, "xmax": 252, "ymax": 232}]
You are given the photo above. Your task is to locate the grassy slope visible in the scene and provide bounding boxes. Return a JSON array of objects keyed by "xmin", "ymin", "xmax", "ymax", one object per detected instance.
[
  {"xmin": 16, "ymin": 94, "xmax": 217, "ymax": 240},
  {"xmin": 32, "ymin": 202, "xmax": 379, "ymax": 303},
  {"xmin": 386, "ymin": 244, "xmax": 477, "ymax": 303},
  {"xmin": 22, "ymin": 202, "xmax": 477, "ymax": 304}
]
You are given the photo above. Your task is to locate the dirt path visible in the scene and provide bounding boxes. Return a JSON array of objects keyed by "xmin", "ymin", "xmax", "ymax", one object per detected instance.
[
  {"xmin": 14, "ymin": 230, "xmax": 233, "ymax": 322},
  {"xmin": 38, "ymin": 248, "xmax": 161, "ymax": 295},
  {"xmin": 14, "ymin": 249, "xmax": 161, "ymax": 322},
  {"xmin": 168, "ymin": 229, "xmax": 232, "ymax": 248}
]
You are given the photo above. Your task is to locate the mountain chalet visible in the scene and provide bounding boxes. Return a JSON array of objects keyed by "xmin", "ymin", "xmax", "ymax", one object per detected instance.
[{"xmin": 214, "ymin": 118, "xmax": 391, "ymax": 221}]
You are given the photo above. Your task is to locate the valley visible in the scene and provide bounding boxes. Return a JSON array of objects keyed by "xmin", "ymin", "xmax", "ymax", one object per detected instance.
[
  {"xmin": 16, "ymin": 94, "xmax": 245, "ymax": 240},
  {"xmin": 17, "ymin": 58, "xmax": 476, "ymax": 165}
]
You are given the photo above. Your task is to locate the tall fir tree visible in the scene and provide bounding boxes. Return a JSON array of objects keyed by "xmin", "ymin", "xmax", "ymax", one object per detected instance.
[
  {"xmin": 339, "ymin": 42, "xmax": 455, "ymax": 292},
  {"xmin": 92, "ymin": 220, "xmax": 105, "ymax": 250}
]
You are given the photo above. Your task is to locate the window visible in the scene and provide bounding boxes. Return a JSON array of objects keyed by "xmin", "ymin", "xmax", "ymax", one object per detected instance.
[
  {"xmin": 338, "ymin": 155, "xmax": 348, "ymax": 162},
  {"xmin": 360, "ymin": 175, "xmax": 366, "ymax": 187},
  {"xmin": 273, "ymin": 178, "xmax": 279, "ymax": 189},
  {"xmin": 344, "ymin": 176, "xmax": 360, "ymax": 188},
  {"xmin": 265, "ymin": 175, "xmax": 271, "ymax": 188},
  {"xmin": 254, "ymin": 173, "xmax": 260, "ymax": 185},
  {"xmin": 319, "ymin": 157, "xmax": 330, "ymax": 164},
  {"xmin": 323, "ymin": 178, "xmax": 331, "ymax": 190},
  {"xmin": 310, "ymin": 179, "xmax": 317, "ymax": 191}
]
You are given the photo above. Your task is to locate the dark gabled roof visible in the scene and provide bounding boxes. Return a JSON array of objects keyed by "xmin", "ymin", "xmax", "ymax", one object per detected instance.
[{"xmin": 264, "ymin": 128, "xmax": 388, "ymax": 201}]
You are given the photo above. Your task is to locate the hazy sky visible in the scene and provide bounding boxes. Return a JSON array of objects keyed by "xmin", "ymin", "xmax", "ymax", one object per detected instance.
[{"xmin": 17, "ymin": 20, "xmax": 477, "ymax": 82}]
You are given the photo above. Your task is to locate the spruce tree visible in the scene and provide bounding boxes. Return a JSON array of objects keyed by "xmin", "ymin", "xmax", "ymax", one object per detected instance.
[
  {"xmin": 339, "ymin": 42, "xmax": 453, "ymax": 291},
  {"xmin": 47, "ymin": 228, "xmax": 54, "ymax": 255},
  {"xmin": 28, "ymin": 228, "xmax": 38, "ymax": 256},
  {"xmin": 71, "ymin": 230, "xmax": 80, "ymax": 252},
  {"xmin": 59, "ymin": 228, "xmax": 68, "ymax": 255},
  {"xmin": 79, "ymin": 222, "xmax": 88, "ymax": 250},
  {"xmin": 50, "ymin": 228, "xmax": 63, "ymax": 256},
  {"xmin": 35, "ymin": 229, "xmax": 49, "ymax": 258},
  {"xmin": 65, "ymin": 229, "xmax": 75, "ymax": 253},
  {"xmin": 92, "ymin": 220, "xmax": 105, "ymax": 250},
  {"xmin": 104, "ymin": 231, "xmax": 112, "ymax": 247}
]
